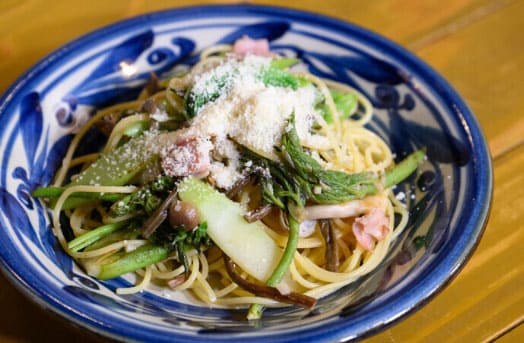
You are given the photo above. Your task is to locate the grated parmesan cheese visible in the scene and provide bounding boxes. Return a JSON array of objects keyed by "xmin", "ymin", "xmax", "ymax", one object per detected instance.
[{"xmin": 156, "ymin": 56, "xmax": 328, "ymax": 189}]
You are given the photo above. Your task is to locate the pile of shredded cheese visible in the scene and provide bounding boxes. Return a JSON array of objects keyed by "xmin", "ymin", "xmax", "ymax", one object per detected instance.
[{"xmin": 154, "ymin": 56, "xmax": 329, "ymax": 189}]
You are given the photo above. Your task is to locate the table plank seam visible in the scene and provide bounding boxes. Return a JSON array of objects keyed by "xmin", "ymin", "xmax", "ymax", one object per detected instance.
[{"xmin": 407, "ymin": 0, "xmax": 515, "ymax": 51}]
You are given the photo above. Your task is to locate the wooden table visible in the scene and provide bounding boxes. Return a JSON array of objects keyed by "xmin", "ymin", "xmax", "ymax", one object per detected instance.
[{"xmin": 0, "ymin": 1, "xmax": 522, "ymax": 342}]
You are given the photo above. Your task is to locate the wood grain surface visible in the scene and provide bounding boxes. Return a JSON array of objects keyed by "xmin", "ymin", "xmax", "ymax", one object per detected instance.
[{"xmin": 0, "ymin": 1, "xmax": 522, "ymax": 342}]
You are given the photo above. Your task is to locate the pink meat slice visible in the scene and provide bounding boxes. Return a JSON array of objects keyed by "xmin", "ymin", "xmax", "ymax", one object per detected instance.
[
  {"xmin": 352, "ymin": 208, "xmax": 389, "ymax": 251},
  {"xmin": 161, "ymin": 135, "xmax": 212, "ymax": 178},
  {"xmin": 232, "ymin": 36, "xmax": 272, "ymax": 56}
]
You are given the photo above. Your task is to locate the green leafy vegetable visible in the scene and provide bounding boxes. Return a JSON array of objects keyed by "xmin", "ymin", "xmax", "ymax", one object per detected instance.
[
  {"xmin": 185, "ymin": 75, "xmax": 229, "ymax": 118},
  {"xmin": 269, "ymin": 58, "xmax": 300, "ymax": 70},
  {"xmin": 151, "ymin": 222, "xmax": 212, "ymax": 251},
  {"xmin": 246, "ymin": 117, "xmax": 376, "ymax": 209},
  {"xmin": 110, "ymin": 175, "xmax": 176, "ymax": 217},
  {"xmin": 320, "ymin": 90, "xmax": 358, "ymax": 124},
  {"xmin": 150, "ymin": 222, "xmax": 212, "ymax": 274},
  {"xmin": 258, "ymin": 68, "xmax": 300, "ymax": 89},
  {"xmin": 248, "ymin": 116, "xmax": 425, "ymax": 208}
]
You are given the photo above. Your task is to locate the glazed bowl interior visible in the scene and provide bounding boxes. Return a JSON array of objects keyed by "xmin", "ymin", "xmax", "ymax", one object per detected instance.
[{"xmin": 0, "ymin": 5, "xmax": 492, "ymax": 342}]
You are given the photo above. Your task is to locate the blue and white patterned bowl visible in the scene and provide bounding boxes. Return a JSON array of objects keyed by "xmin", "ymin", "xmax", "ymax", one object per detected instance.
[{"xmin": 0, "ymin": 5, "xmax": 492, "ymax": 342}]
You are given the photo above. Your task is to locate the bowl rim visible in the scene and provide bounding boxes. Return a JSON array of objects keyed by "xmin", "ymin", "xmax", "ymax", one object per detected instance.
[{"xmin": 0, "ymin": 4, "xmax": 493, "ymax": 342}]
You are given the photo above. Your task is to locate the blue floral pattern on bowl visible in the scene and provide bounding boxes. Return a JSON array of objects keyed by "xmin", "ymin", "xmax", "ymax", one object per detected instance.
[{"xmin": 0, "ymin": 5, "xmax": 492, "ymax": 342}]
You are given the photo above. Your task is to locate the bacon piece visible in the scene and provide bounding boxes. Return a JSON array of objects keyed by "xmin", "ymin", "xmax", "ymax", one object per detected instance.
[
  {"xmin": 167, "ymin": 274, "xmax": 187, "ymax": 288},
  {"xmin": 232, "ymin": 36, "xmax": 272, "ymax": 57},
  {"xmin": 161, "ymin": 135, "xmax": 212, "ymax": 178},
  {"xmin": 352, "ymin": 208, "xmax": 389, "ymax": 251}
]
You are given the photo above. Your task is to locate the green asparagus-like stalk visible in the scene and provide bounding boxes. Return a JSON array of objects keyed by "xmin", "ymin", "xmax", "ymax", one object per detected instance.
[
  {"xmin": 68, "ymin": 220, "xmax": 130, "ymax": 253},
  {"xmin": 32, "ymin": 186, "xmax": 68, "ymax": 198},
  {"xmin": 32, "ymin": 186, "xmax": 123, "ymax": 202},
  {"xmin": 85, "ymin": 227, "xmax": 140, "ymax": 252},
  {"xmin": 269, "ymin": 58, "xmax": 300, "ymax": 70},
  {"xmin": 385, "ymin": 149, "xmax": 426, "ymax": 188},
  {"xmin": 321, "ymin": 90, "xmax": 358, "ymax": 124},
  {"xmin": 247, "ymin": 215, "xmax": 300, "ymax": 320},
  {"xmin": 264, "ymin": 216, "xmax": 300, "ymax": 286},
  {"xmin": 88, "ymin": 244, "xmax": 169, "ymax": 280}
]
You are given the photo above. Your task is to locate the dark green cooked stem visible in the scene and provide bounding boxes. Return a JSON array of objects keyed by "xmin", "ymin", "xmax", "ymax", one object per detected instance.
[
  {"xmin": 336, "ymin": 149, "xmax": 426, "ymax": 197},
  {"xmin": 385, "ymin": 149, "xmax": 426, "ymax": 188},
  {"xmin": 266, "ymin": 215, "xmax": 300, "ymax": 286},
  {"xmin": 32, "ymin": 186, "xmax": 66, "ymax": 198},
  {"xmin": 95, "ymin": 244, "xmax": 169, "ymax": 280},
  {"xmin": 32, "ymin": 186, "xmax": 123, "ymax": 202},
  {"xmin": 68, "ymin": 220, "xmax": 130, "ymax": 253},
  {"xmin": 247, "ymin": 215, "xmax": 300, "ymax": 320}
]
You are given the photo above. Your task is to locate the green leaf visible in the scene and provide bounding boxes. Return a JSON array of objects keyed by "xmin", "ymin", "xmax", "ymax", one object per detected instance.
[
  {"xmin": 259, "ymin": 68, "xmax": 300, "ymax": 89},
  {"xmin": 269, "ymin": 58, "xmax": 299, "ymax": 70},
  {"xmin": 185, "ymin": 74, "xmax": 229, "ymax": 117},
  {"xmin": 110, "ymin": 175, "xmax": 176, "ymax": 217},
  {"xmin": 319, "ymin": 90, "xmax": 358, "ymax": 124},
  {"xmin": 246, "ymin": 117, "xmax": 425, "ymax": 208}
]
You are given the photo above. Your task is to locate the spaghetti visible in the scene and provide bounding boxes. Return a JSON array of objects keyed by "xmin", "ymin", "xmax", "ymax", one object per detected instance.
[{"xmin": 34, "ymin": 38, "xmax": 424, "ymax": 319}]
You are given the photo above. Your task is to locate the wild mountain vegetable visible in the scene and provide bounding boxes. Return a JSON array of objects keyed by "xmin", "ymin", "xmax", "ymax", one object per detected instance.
[
  {"xmin": 85, "ymin": 227, "xmax": 141, "ymax": 252},
  {"xmin": 72, "ymin": 221, "xmax": 211, "ymax": 279},
  {"xmin": 150, "ymin": 221, "xmax": 212, "ymax": 274},
  {"xmin": 224, "ymin": 256, "xmax": 316, "ymax": 309},
  {"xmin": 248, "ymin": 117, "xmax": 425, "ymax": 209},
  {"xmin": 32, "ymin": 134, "xmax": 161, "ymax": 210},
  {"xmin": 319, "ymin": 90, "xmax": 358, "ymax": 124},
  {"xmin": 75, "ymin": 216, "xmax": 211, "ymax": 278},
  {"xmin": 32, "ymin": 186, "xmax": 123, "ymax": 203},
  {"xmin": 243, "ymin": 119, "xmax": 424, "ymax": 319},
  {"xmin": 110, "ymin": 175, "xmax": 176, "ymax": 217}
]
